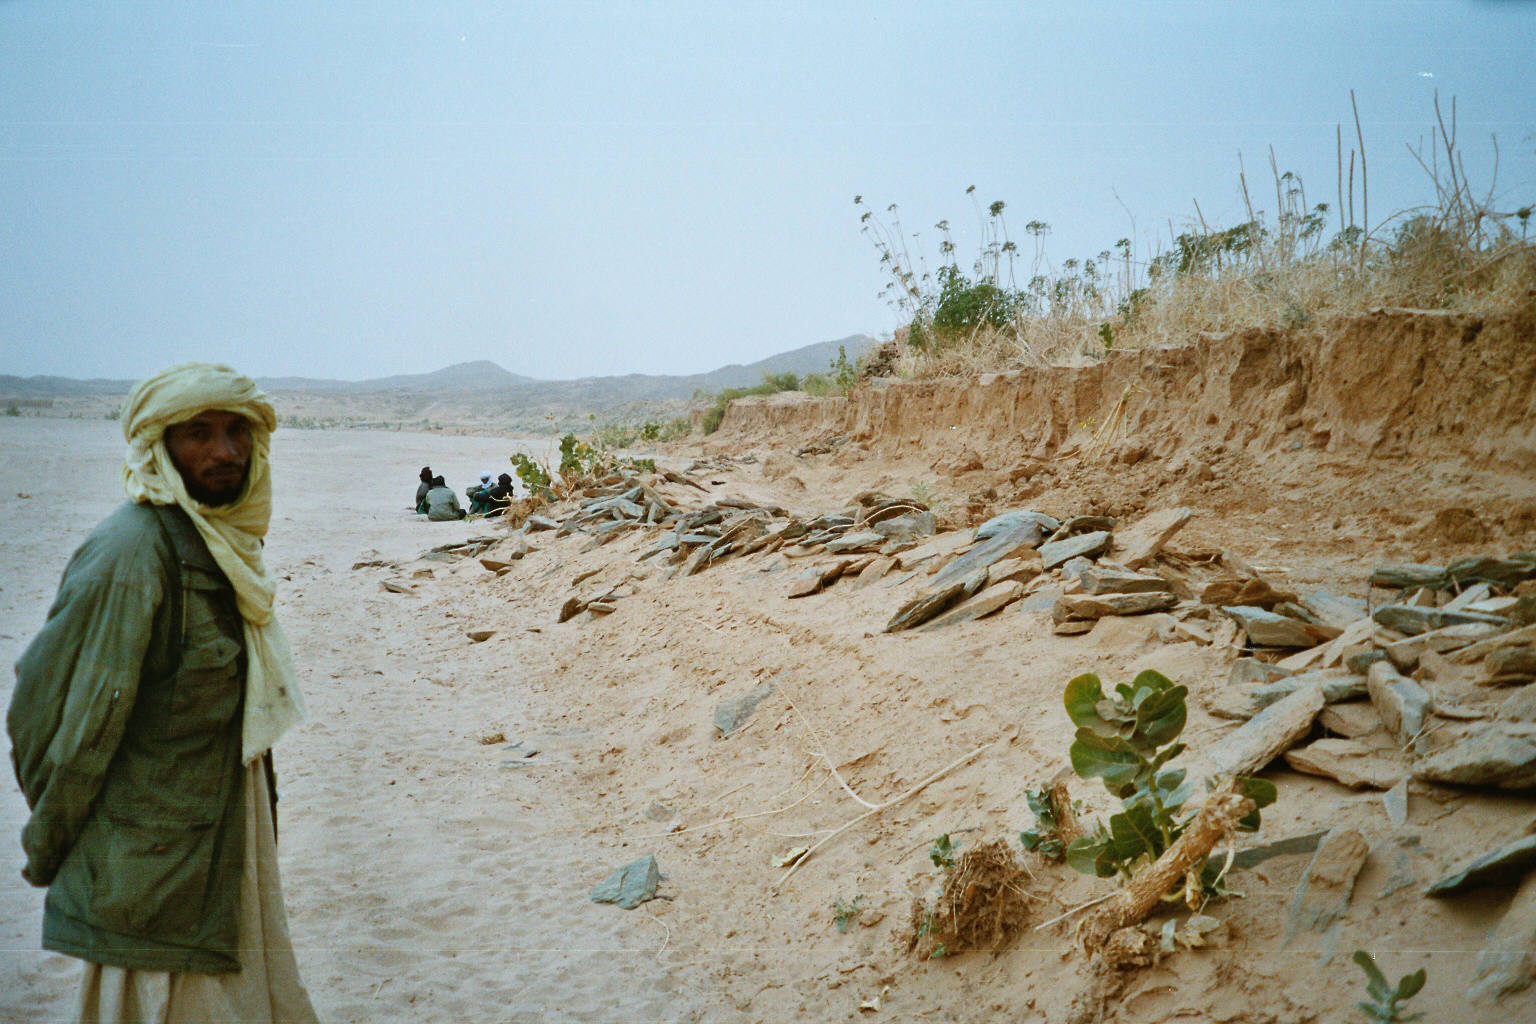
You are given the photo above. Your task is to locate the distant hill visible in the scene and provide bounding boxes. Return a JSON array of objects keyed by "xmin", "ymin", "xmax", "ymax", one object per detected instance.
[{"xmin": 1, "ymin": 335, "xmax": 877, "ymax": 430}]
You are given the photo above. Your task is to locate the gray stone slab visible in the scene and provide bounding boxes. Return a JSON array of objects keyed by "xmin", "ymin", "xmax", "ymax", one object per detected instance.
[
  {"xmin": 1413, "ymin": 723, "xmax": 1536, "ymax": 790},
  {"xmin": 1252, "ymin": 670, "xmax": 1367, "ymax": 710},
  {"xmin": 928, "ymin": 522, "xmax": 1045, "ymax": 592},
  {"xmin": 826, "ymin": 530, "xmax": 887, "ymax": 553},
  {"xmin": 1367, "ymin": 661, "xmax": 1433, "ymax": 744},
  {"xmin": 1053, "ymin": 591, "xmax": 1178, "ymax": 621},
  {"xmin": 590, "ymin": 855, "xmax": 661, "ymax": 909},
  {"xmin": 1426, "ymin": 833, "xmax": 1536, "ymax": 896},
  {"xmin": 974, "ymin": 509, "xmax": 1058, "ymax": 541},
  {"xmin": 1078, "ymin": 566, "xmax": 1173, "ymax": 595},
  {"xmin": 1037, "ymin": 530, "xmax": 1112, "ymax": 571},
  {"xmin": 1373, "ymin": 604, "xmax": 1511, "ymax": 637},
  {"xmin": 1223, "ymin": 606, "xmax": 1341, "ymax": 648},
  {"xmin": 714, "ymin": 680, "xmax": 777, "ymax": 735},
  {"xmin": 1110, "ymin": 507, "xmax": 1193, "ymax": 569}
]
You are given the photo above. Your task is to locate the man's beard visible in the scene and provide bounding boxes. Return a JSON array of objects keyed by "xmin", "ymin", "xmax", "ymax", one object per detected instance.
[{"xmin": 185, "ymin": 465, "xmax": 248, "ymax": 506}]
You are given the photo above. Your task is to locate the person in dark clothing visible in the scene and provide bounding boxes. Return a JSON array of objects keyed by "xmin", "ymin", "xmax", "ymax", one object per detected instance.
[
  {"xmin": 481, "ymin": 473, "xmax": 516, "ymax": 517},
  {"xmin": 415, "ymin": 466, "xmax": 433, "ymax": 514}
]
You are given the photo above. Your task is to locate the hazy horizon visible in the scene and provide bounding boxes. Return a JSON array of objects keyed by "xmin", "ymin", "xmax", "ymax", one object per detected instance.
[{"xmin": 4, "ymin": 1, "xmax": 1534, "ymax": 382}]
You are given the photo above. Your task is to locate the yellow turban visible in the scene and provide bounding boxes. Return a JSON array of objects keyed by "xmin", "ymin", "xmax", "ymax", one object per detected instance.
[{"xmin": 121, "ymin": 363, "xmax": 304, "ymax": 762}]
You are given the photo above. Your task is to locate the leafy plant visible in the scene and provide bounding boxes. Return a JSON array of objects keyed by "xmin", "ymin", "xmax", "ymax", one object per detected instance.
[
  {"xmin": 830, "ymin": 344, "xmax": 857, "ymax": 394},
  {"xmin": 831, "ymin": 895, "xmax": 866, "ymax": 933},
  {"xmin": 929, "ymin": 833, "xmax": 957, "ymax": 870},
  {"xmin": 1351, "ymin": 950, "xmax": 1425, "ymax": 1023},
  {"xmin": 510, "ymin": 452, "xmax": 554, "ymax": 500},
  {"xmin": 1018, "ymin": 789, "xmax": 1067, "ymax": 861},
  {"xmin": 1059, "ymin": 670, "xmax": 1275, "ymax": 887}
]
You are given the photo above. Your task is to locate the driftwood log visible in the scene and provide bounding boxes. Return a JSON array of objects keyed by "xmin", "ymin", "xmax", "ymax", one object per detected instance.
[{"xmin": 1075, "ymin": 784, "xmax": 1255, "ymax": 954}]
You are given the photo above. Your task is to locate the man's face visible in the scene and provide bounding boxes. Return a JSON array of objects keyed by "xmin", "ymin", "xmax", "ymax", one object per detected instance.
[{"xmin": 164, "ymin": 410, "xmax": 254, "ymax": 506}]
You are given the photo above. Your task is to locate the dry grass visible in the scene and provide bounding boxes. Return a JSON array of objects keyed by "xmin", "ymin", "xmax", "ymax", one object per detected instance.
[{"xmin": 907, "ymin": 840, "xmax": 1036, "ymax": 958}]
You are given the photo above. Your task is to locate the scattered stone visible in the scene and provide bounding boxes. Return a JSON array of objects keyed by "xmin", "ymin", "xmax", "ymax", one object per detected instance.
[
  {"xmin": 894, "ymin": 531, "xmax": 972, "ymax": 571},
  {"xmin": 1229, "ymin": 831, "xmax": 1328, "ymax": 870},
  {"xmin": 986, "ymin": 553, "xmax": 1043, "ymax": 588},
  {"xmin": 856, "ymin": 555, "xmax": 897, "ymax": 587},
  {"xmin": 1202, "ymin": 576, "xmax": 1297, "ymax": 609},
  {"xmin": 525, "ymin": 514, "xmax": 561, "ymax": 531},
  {"xmin": 974, "ymin": 509, "xmax": 1058, "ymax": 542},
  {"xmin": 1413, "ymin": 722, "xmax": 1536, "ymax": 790},
  {"xmin": 919, "ymin": 581, "xmax": 1025, "ymax": 630},
  {"xmin": 1044, "ymin": 515, "xmax": 1116, "ymax": 544},
  {"xmin": 1053, "ymin": 619, "xmax": 1095, "ymax": 636},
  {"xmin": 1425, "ymin": 832, "xmax": 1536, "ymax": 896},
  {"xmin": 1284, "ymin": 738, "xmax": 1407, "ymax": 790},
  {"xmin": 1228, "ymin": 659, "xmax": 1292, "ymax": 688},
  {"xmin": 1297, "ymin": 589, "xmax": 1370, "ymax": 630},
  {"xmin": 714, "ymin": 679, "xmax": 777, "ymax": 736},
  {"xmin": 1320, "ymin": 702, "xmax": 1387, "ymax": 739},
  {"xmin": 1037, "ymin": 530, "xmax": 1112, "ymax": 570},
  {"xmin": 869, "ymin": 512, "xmax": 936, "ymax": 542},
  {"xmin": 1370, "ymin": 563, "xmax": 1447, "ymax": 590},
  {"xmin": 884, "ymin": 567, "xmax": 989, "ymax": 632},
  {"xmin": 826, "ymin": 530, "xmax": 886, "ymax": 554},
  {"xmin": 590, "ymin": 855, "xmax": 661, "ymax": 909},
  {"xmin": 1346, "ymin": 650, "xmax": 1389, "ymax": 674},
  {"xmin": 1190, "ymin": 683, "xmax": 1325, "ymax": 779},
  {"xmin": 1451, "ymin": 623, "xmax": 1536, "ymax": 664},
  {"xmin": 1488, "ymin": 647, "xmax": 1536, "ymax": 684},
  {"xmin": 1078, "ymin": 566, "xmax": 1173, "ymax": 595},
  {"xmin": 410, "ymin": 568, "xmax": 434, "ymax": 579},
  {"xmin": 1381, "ymin": 621, "xmax": 1504, "ymax": 671},
  {"xmin": 558, "ymin": 596, "xmax": 589, "ymax": 622},
  {"xmin": 1251, "ymin": 670, "xmax": 1367, "ymax": 710},
  {"xmin": 1053, "ymin": 591, "xmax": 1178, "ymax": 622},
  {"xmin": 381, "ymin": 579, "xmax": 414, "ymax": 594},
  {"xmin": 1284, "ymin": 828, "xmax": 1370, "ymax": 942},
  {"xmin": 480, "ymin": 558, "xmax": 514, "ymax": 572},
  {"xmin": 1467, "ymin": 872, "xmax": 1536, "ymax": 1001},
  {"xmin": 1109, "ymin": 507, "xmax": 1194, "ymax": 569},
  {"xmin": 1222, "ymin": 606, "xmax": 1341, "ymax": 648},
  {"xmin": 1018, "ymin": 584, "xmax": 1063, "ymax": 614},
  {"xmin": 788, "ymin": 566, "xmax": 828, "ymax": 598},
  {"xmin": 466, "ymin": 629, "xmax": 496, "ymax": 643},
  {"xmin": 1373, "ymin": 603, "xmax": 1510, "ymax": 637},
  {"xmin": 1499, "ymin": 687, "xmax": 1536, "ymax": 723},
  {"xmin": 928, "ymin": 520, "xmax": 1048, "ymax": 592},
  {"xmin": 1367, "ymin": 661, "xmax": 1433, "ymax": 745},
  {"xmin": 1059, "ymin": 556, "xmax": 1096, "ymax": 581},
  {"xmin": 586, "ymin": 600, "xmax": 617, "ymax": 615}
]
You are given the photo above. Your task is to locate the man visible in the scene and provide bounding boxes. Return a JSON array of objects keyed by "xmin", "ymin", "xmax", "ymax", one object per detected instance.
[
  {"xmin": 424, "ymin": 474, "xmax": 465, "ymax": 521},
  {"xmin": 414, "ymin": 465, "xmax": 434, "ymax": 513},
  {"xmin": 8, "ymin": 363, "xmax": 318, "ymax": 1023},
  {"xmin": 465, "ymin": 470, "xmax": 494, "ymax": 516},
  {"xmin": 481, "ymin": 472, "xmax": 516, "ymax": 518}
]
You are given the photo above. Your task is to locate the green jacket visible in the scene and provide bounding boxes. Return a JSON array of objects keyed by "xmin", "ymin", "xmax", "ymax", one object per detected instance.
[{"xmin": 8, "ymin": 502, "xmax": 249, "ymax": 973}]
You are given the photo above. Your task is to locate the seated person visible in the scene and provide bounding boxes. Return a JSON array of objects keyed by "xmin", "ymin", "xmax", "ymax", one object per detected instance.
[
  {"xmin": 466, "ymin": 471, "xmax": 494, "ymax": 516},
  {"xmin": 482, "ymin": 473, "xmax": 516, "ymax": 517},
  {"xmin": 415, "ymin": 466, "xmax": 433, "ymax": 513},
  {"xmin": 425, "ymin": 475, "xmax": 466, "ymax": 521}
]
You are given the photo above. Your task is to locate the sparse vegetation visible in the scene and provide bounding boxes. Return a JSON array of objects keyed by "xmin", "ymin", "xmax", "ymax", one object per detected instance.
[
  {"xmin": 1055, "ymin": 670, "xmax": 1275, "ymax": 899},
  {"xmin": 860, "ymin": 93, "xmax": 1535, "ymax": 376},
  {"xmin": 1350, "ymin": 950, "xmax": 1426, "ymax": 1023},
  {"xmin": 831, "ymin": 895, "xmax": 866, "ymax": 933}
]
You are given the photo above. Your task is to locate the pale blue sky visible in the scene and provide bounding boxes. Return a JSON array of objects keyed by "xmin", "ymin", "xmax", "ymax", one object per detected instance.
[{"xmin": 3, "ymin": 1, "xmax": 1533, "ymax": 382}]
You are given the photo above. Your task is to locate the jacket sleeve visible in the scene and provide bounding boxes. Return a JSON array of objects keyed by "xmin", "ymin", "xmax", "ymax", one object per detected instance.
[{"xmin": 8, "ymin": 522, "xmax": 167, "ymax": 886}]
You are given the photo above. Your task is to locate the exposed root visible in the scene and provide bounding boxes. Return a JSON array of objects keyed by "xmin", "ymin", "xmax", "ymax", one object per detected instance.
[{"xmin": 907, "ymin": 840, "xmax": 1035, "ymax": 959}]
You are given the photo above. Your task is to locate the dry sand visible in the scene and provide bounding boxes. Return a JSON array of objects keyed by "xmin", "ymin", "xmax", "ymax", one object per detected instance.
[{"xmin": 3, "ymin": 390, "xmax": 1535, "ymax": 1023}]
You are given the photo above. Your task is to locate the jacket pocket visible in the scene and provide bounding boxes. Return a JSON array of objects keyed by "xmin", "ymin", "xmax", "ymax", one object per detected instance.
[{"xmin": 79, "ymin": 816, "xmax": 211, "ymax": 940}]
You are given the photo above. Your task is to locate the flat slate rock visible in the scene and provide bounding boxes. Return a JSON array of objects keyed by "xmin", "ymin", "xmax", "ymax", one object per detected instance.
[
  {"xmin": 1367, "ymin": 661, "xmax": 1432, "ymax": 745},
  {"xmin": 526, "ymin": 514, "xmax": 561, "ymax": 531},
  {"xmin": 826, "ymin": 530, "xmax": 887, "ymax": 554},
  {"xmin": 919, "ymin": 581, "xmax": 1025, "ymax": 630},
  {"xmin": 1284, "ymin": 828, "xmax": 1370, "ymax": 941},
  {"xmin": 1189, "ymin": 683, "xmax": 1325, "ymax": 779},
  {"xmin": 1053, "ymin": 591, "xmax": 1177, "ymax": 621},
  {"xmin": 714, "ymin": 679, "xmax": 777, "ymax": 735},
  {"xmin": 1467, "ymin": 872, "xmax": 1536, "ymax": 1002},
  {"xmin": 974, "ymin": 509, "xmax": 1058, "ymax": 541},
  {"xmin": 1251, "ymin": 670, "xmax": 1367, "ymax": 710},
  {"xmin": 1425, "ymin": 833, "xmax": 1536, "ymax": 896},
  {"xmin": 1223, "ymin": 606, "xmax": 1341, "ymax": 648},
  {"xmin": 1499, "ymin": 686, "xmax": 1536, "ymax": 723},
  {"xmin": 928, "ymin": 521, "xmax": 1047, "ymax": 592},
  {"xmin": 1111, "ymin": 507, "xmax": 1193, "ymax": 569},
  {"xmin": 590, "ymin": 855, "xmax": 661, "ymax": 909},
  {"xmin": 1413, "ymin": 722, "xmax": 1536, "ymax": 790},
  {"xmin": 1078, "ymin": 566, "xmax": 1173, "ymax": 595},
  {"xmin": 1373, "ymin": 604, "xmax": 1510, "ymax": 637},
  {"xmin": 1037, "ymin": 530, "xmax": 1112, "ymax": 571},
  {"xmin": 1284, "ymin": 738, "xmax": 1407, "ymax": 790},
  {"xmin": 987, "ymin": 554, "xmax": 1043, "ymax": 588},
  {"xmin": 885, "ymin": 567, "xmax": 989, "ymax": 632}
]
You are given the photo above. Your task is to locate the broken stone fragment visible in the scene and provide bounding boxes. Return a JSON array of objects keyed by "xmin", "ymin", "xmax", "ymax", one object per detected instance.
[
  {"xmin": 1037, "ymin": 530, "xmax": 1112, "ymax": 571},
  {"xmin": 1110, "ymin": 507, "xmax": 1193, "ymax": 569},
  {"xmin": 525, "ymin": 514, "xmax": 560, "ymax": 531},
  {"xmin": 1044, "ymin": 515, "xmax": 1116, "ymax": 543},
  {"xmin": 1297, "ymin": 588, "xmax": 1370, "ymax": 630},
  {"xmin": 1251, "ymin": 669, "xmax": 1367, "ymax": 710},
  {"xmin": 1053, "ymin": 591, "xmax": 1178, "ymax": 622},
  {"xmin": 928, "ymin": 520, "xmax": 1047, "ymax": 591},
  {"xmin": 1499, "ymin": 687, "xmax": 1536, "ymax": 723},
  {"xmin": 1202, "ymin": 575, "xmax": 1298, "ymax": 609},
  {"xmin": 714, "ymin": 679, "xmax": 777, "ymax": 736},
  {"xmin": 884, "ymin": 567, "xmax": 989, "ymax": 632},
  {"xmin": 1373, "ymin": 603, "xmax": 1511, "ymax": 637},
  {"xmin": 1450, "ymin": 622, "xmax": 1536, "ymax": 665},
  {"xmin": 1053, "ymin": 619, "xmax": 1095, "ymax": 636},
  {"xmin": 1283, "ymin": 738, "xmax": 1407, "ymax": 789},
  {"xmin": 590, "ymin": 854, "xmax": 661, "ymax": 909},
  {"xmin": 1320, "ymin": 701, "xmax": 1387, "ymax": 738},
  {"xmin": 919, "ymin": 581, "xmax": 1025, "ymax": 630},
  {"xmin": 973, "ymin": 509, "xmax": 1058, "ymax": 542},
  {"xmin": 1222, "ymin": 606, "xmax": 1342, "ymax": 648},
  {"xmin": 1228, "ymin": 658, "xmax": 1293, "ymax": 688},
  {"xmin": 466, "ymin": 629, "xmax": 496, "ymax": 643},
  {"xmin": 1488, "ymin": 646, "xmax": 1536, "ymax": 684},
  {"xmin": 1078, "ymin": 566, "xmax": 1173, "ymax": 595},
  {"xmin": 1366, "ymin": 661, "xmax": 1433, "ymax": 744},
  {"xmin": 1413, "ymin": 722, "xmax": 1536, "ymax": 790},
  {"xmin": 1468, "ymin": 871, "xmax": 1536, "ymax": 1001},
  {"xmin": 558, "ymin": 596, "xmax": 589, "ymax": 623},
  {"xmin": 1283, "ymin": 828, "xmax": 1370, "ymax": 943},
  {"xmin": 1189, "ymin": 683, "xmax": 1325, "ymax": 779},
  {"xmin": 1369, "ymin": 563, "xmax": 1446, "ymax": 590},
  {"xmin": 869, "ymin": 511, "xmax": 937, "ymax": 542},
  {"xmin": 1382, "ymin": 621, "xmax": 1505, "ymax": 672},
  {"xmin": 826, "ymin": 530, "xmax": 886, "ymax": 554},
  {"xmin": 986, "ymin": 553, "xmax": 1043, "ymax": 588},
  {"xmin": 1425, "ymin": 832, "xmax": 1536, "ymax": 896}
]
